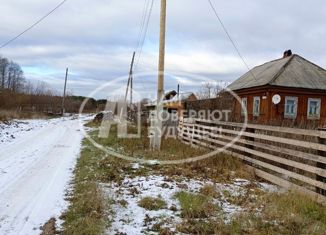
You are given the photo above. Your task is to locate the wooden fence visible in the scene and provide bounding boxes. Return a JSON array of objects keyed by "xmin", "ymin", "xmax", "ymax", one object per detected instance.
[{"xmin": 178, "ymin": 118, "xmax": 326, "ymax": 205}]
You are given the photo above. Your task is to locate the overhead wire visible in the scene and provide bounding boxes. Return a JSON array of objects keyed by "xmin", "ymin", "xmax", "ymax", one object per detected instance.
[
  {"xmin": 0, "ymin": 0, "xmax": 68, "ymax": 49},
  {"xmin": 136, "ymin": 0, "xmax": 150, "ymax": 53},
  {"xmin": 207, "ymin": 0, "xmax": 258, "ymax": 82},
  {"xmin": 134, "ymin": 0, "xmax": 155, "ymax": 72}
]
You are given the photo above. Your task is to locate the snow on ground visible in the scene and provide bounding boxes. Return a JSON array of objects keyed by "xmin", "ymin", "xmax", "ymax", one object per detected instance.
[
  {"xmin": 0, "ymin": 119, "xmax": 50, "ymax": 145},
  {"xmin": 105, "ymin": 174, "xmax": 279, "ymax": 235},
  {"xmin": 0, "ymin": 115, "xmax": 91, "ymax": 235}
]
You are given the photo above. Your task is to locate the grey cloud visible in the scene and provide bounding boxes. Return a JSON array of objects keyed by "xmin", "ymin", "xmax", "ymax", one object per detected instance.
[{"xmin": 0, "ymin": 0, "xmax": 325, "ymax": 98}]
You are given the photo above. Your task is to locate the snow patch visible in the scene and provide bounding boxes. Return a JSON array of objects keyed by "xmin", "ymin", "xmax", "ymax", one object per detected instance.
[{"xmin": 104, "ymin": 175, "xmax": 278, "ymax": 234}]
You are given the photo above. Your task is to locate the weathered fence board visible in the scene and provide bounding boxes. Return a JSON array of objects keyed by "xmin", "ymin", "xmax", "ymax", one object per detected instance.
[
  {"xmin": 190, "ymin": 129, "xmax": 326, "ymax": 164},
  {"xmin": 178, "ymin": 118, "xmax": 326, "ymax": 204},
  {"xmin": 182, "ymin": 122, "xmax": 326, "ymax": 152},
  {"xmin": 195, "ymin": 118, "xmax": 324, "ymax": 137}
]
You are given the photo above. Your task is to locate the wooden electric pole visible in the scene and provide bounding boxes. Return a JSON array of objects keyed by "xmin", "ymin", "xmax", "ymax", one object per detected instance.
[
  {"xmin": 124, "ymin": 52, "xmax": 136, "ymax": 105},
  {"xmin": 157, "ymin": 0, "xmax": 167, "ymax": 102},
  {"xmin": 151, "ymin": 0, "xmax": 167, "ymax": 150},
  {"xmin": 177, "ymin": 84, "xmax": 180, "ymax": 99},
  {"xmin": 61, "ymin": 68, "xmax": 68, "ymax": 115},
  {"xmin": 130, "ymin": 77, "xmax": 133, "ymax": 106}
]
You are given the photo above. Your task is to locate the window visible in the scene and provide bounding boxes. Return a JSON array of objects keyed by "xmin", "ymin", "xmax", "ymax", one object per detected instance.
[
  {"xmin": 284, "ymin": 96, "xmax": 298, "ymax": 118},
  {"xmin": 241, "ymin": 98, "xmax": 247, "ymax": 116},
  {"xmin": 253, "ymin": 97, "xmax": 260, "ymax": 116},
  {"xmin": 307, "ymin": 98, "xmax": 321, "ymax": 119}
]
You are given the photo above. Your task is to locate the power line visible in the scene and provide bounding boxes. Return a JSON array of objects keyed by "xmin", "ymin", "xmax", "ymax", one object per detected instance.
[
  {"xmin": 134, "ymin": 0, "xmax": 154, "ymax": 71},
  {"xmin": 207, "ymin": 0, "xmax": 258, "ymax": 82},
  {"xmin": 136, "ymin": 0, "xmax": 149, "ymax": 52},
  {"xmin": 134, "ymin": 0, "xmax": 154, "ymax": 72},
  {"xmin": 0, "ymin": 0, "xmax": 68, "ymax": 49}
]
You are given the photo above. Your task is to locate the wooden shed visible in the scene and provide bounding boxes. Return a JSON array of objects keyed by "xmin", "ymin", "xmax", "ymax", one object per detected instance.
[{"xmin": 228, "ymin": 52, "xmax": 326, "ymax": 128}]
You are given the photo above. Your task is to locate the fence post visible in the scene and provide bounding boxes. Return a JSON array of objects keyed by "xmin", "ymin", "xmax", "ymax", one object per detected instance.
[
  {"xmin": 190, "ymin": 124, "xmax": 195, "ymax": 146},
  {"xmin": 317, "ymin": 130, "xmax": 326, "ymax": 195},
  {"xmin": 245, "ymin": 127, "xmax": 255, "ymax": 165}
]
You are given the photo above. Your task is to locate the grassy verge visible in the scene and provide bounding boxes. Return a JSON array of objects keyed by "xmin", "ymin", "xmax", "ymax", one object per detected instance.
[
  {"xmin": 60, "ymin": 122, "xmax": 249, "ymax": 234},
  {"xmin": 91, "ymin": 123, "xmax": 253, "ymax": 183},
  {"xmin": 220, "ymin": 191, "xmax": 326, "ymax": 235},
  {"xmin": 60, "ymin": 138, "xmax": 110, "ymax": 235},
  {"xmin": 174, "ymin": 190, "xmax": 326, "ymax": 235},
  {"xmin": 62, "ymin": 121, "xmax": 326, "ymax": 234},
  {"xmin": 60, "ymin": 124, "xmax": 138, "ymax": 234}
]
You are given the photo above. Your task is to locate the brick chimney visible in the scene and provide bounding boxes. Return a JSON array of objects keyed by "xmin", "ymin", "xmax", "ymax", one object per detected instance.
[{"xmin": 283, "ymin": 49, "xmax": 293, "ymax": 58}]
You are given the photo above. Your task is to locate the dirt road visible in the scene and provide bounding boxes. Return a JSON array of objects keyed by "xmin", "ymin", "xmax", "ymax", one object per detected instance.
[{"xmin": 0, "ymin": 117, "xmax": 87, "ymax": 235}]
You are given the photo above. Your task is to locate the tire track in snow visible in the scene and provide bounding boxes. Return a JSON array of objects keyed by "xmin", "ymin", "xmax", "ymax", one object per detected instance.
[
  {"xmin": 0, "ymin": 117, "xmax": 87, "ymax": 235},
  {"xmin": 0, "ymin": 126, "xmax": 66, "ymax": 195}
]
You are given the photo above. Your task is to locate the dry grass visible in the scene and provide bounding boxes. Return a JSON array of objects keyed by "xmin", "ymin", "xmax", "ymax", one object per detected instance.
[
  {"xmin": 40, "ymin": 218, "xmax": 57, "ymax": 235},
  {"xmin": 61, "ymin": 139, "xmax": 109, "ymax": 235},
  {"xmin": 0, "ymin": 109, "xmax": 53, "ymax": 121},
  {"xmin": 176, "ymin": 191, "xmax": 326, "ymax": 235},
  {"xmin": 91, "ymin": 123, "xmax": 254, "ymax": 183},
  {"xmin": 63, "ymin": 121, "xmax": 326, "ymax": 235},
  {"xmin": 199, "ymin": 184, "xmax": 220, "ymax": 198},
  {"xmin": 138, "ymin": 196, "xmax": 167, "ymax": 211},
  {"xmin": 259, "ymin": 191, "xmax": 326, "ymax": 234},
  {"xmin": 177, "ymin": 219, "xmax": 224, "ymax": 235},
  {"xmin": 174, "ymin": 191, "xmax": 220, "ymax": 219}
]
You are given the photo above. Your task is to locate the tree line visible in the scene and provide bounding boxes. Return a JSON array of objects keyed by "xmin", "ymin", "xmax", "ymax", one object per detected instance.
[
  {"xmin": 0, "ymin": 56, "xmax": 25, "ymax": 93},
  {"xmin": 0, "ymin": 55, "xmax": 100, "ymax": 115}
]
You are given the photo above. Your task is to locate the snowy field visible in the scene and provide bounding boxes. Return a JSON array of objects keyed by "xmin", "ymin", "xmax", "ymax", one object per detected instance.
[
  {"xmin": 0, "ymin": 116, "xmax": 91, "ymax": 235},
  {"xmin": 106, "ymin": 173, "xmax": 279, "ymax": 234}
]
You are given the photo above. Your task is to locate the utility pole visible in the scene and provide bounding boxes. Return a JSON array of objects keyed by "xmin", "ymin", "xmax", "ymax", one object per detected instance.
[
  {"xmin": 177, "ymin": 84, "xmax": 180, "ymax": 99},
  {"xmin": 130, "ymin": 59, "xmax": 134, "ymax": 107},
  {"xmin": 61, "ymin": 68, "xmax": 68, "ymax": 115},
  {"xmin": 151, "ymin": 0, "xmax": 167, "ymax": 150},
  {"xmin": 124, "ymin": 52, "xmax": 136, "ymax": 105},
  {"xmin": 157, "ymin": 0, "xmax": 166, "ymax": 102}
]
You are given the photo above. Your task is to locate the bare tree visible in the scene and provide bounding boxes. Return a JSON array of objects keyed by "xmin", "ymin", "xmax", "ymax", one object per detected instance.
[
  {"xmin": 0, "ymin": 57, "xmax": 9, "ymax": 90},
  {"xmin": 0, "ymin": 55, "xmax": 98, "ymax": 114},
  {"xmin": 24, "ymin": 81, "xmax": 34, "ymax": 95},
  {"xmin": 34, "ymin": 81, "xmax": 49, "ymax": 95},
  {"xmin": 196, "ymin": 81, "xmax": 229, "ymax": 100},
  {"xmin": 9, "ymin": 62, "xmax": 25, "ymax": 92}
]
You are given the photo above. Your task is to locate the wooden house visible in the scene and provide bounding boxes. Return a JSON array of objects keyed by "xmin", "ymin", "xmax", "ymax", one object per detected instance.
[
  {"xmin": 145, "ymin": 90, "xmax": 197, "ymax": 115},
  {"xmin": 228, "ymin": 51, "xmax": 326, "ymax": 128},
  {"xmin": 164, "ymin": 92, "xmax": 197, "ymax": 115}
]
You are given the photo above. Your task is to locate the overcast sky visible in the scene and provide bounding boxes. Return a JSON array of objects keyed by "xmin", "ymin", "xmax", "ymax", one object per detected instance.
[{"xmin": 0, "ymin": 0, "xmax": 325, "ymax": 99}]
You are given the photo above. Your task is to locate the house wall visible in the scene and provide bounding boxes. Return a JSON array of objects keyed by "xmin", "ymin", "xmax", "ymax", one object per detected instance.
[
  {"xmin": 233, "ymin": 88, "xmax": 270, "ymax": 123},
  {"xmin": 233, "ymin": 86, "xmax": 326, "ymax": 128},
  {"xmin": 184, "ymin": 92, "xmax": 234, "ymax": 120},
  {"xmin": 269, "ymin": 88, "xmax": 326, "ymax": 127}
]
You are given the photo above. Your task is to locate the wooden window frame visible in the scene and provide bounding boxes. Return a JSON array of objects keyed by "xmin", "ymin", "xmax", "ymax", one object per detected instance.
[
  {"xmin": 241, "ymin": 97, "xmax": 247, "ymax": 116},
  {"xmin": 253, "ymin": 96, "xmax": 260, "ymax": 117},
  {"xmin": 284, "ymin": 96, "xmax": 298, "ymax": 119},
  {"xmin": 307, "ymin": 98, "xmax": 321, "ymax": 120}
]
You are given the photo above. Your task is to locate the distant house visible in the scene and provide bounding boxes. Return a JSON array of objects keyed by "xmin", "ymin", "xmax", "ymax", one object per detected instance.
[
  {"xmin": 228, "ymin": 51, "xmax": 326, "ymax": 128},
  {"xmin": 145, "ymin": 90, "xmax": 197, "ymax": 115}
]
